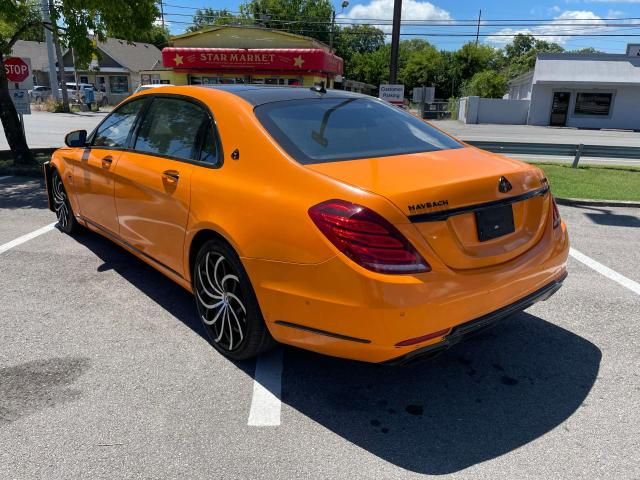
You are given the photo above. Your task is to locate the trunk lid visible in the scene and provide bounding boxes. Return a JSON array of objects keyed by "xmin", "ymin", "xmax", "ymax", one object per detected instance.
[{"xmin": 307, "ymin": 147, "xmax": 550, "ymax": 270}]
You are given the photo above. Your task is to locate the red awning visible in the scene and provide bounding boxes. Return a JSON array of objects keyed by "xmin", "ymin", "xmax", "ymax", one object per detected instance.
[{"xmin": 161, "ymin": 48, "xmax": 343, "ymax": 75}]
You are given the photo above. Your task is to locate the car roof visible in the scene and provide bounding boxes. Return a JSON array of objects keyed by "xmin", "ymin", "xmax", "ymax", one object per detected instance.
[{"xmin": 196, "ymin": 85, "xmax": 368, "ymax": 107}]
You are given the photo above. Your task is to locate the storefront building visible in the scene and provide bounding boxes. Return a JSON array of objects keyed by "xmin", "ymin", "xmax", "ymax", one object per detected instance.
[
  {"xmin": 141, "ymin": 26, "xmax": 343, "ymax": 89},
  {"xmin": 507, "ymin": 44, "xmax": 640, "ymax": 130}
]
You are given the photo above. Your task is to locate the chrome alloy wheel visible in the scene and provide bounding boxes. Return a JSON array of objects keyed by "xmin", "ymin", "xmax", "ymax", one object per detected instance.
[
  {"xmin": 194, "ymin": 252, "xmax": 248, "ymax": 351},
  {"xmin": 52, "ymin": 172, "xmax": 71, "ymax": 230}
]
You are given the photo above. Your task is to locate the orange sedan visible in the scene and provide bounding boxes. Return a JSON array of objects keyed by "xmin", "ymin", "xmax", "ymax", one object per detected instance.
[{"xmin": 44, "ymin": 85, "xmax": 569, "ymax": 364}]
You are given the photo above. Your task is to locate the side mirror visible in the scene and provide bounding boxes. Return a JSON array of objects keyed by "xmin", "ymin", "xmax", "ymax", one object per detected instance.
[{"xmin": 65, "ymin": 129, "xmax": 87, "ymax": 148}]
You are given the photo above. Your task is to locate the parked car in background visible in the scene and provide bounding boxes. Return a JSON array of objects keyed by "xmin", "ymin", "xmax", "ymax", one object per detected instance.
[
  {"xmin": 133, "ymin": 84, "xmax": 174, "ymax": 94},
  {"xmin": 60, "ymin": 83, "xmax": 108, "ymax": 106},
  {"xmin": 29, "ymin": 85, "xmax": 51, "ymax": 102}
]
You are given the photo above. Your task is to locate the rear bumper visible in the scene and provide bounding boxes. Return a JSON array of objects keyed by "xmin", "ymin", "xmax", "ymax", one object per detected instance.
[
  {"xmin": 244, "ymin": 215, "xmax": 569, "ymax": 363},
  {"xmin": 383, "ymin": 271, "xmax": 567, "ymax": 366}
]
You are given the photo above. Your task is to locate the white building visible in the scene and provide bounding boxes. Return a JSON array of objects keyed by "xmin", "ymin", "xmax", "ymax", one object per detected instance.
[{"xmin": 507, "ymin": 44, "xmax": 640, "ymax": 130}]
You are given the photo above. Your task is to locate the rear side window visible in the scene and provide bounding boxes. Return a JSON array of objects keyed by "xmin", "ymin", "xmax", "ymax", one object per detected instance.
[
  {"xmin": 133, "ymin": 97, "xmax": 209, "ymax": 161},
  {"xmin": 255, "ymin": 97, "xmax": 462, "ymax": 164},
  {"xmin": 93, "ymin": 99, "xmax": 145, "ymax": 148}
]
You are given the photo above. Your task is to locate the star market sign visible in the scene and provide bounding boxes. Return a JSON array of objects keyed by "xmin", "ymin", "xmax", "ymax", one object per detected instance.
[{"xmin": 162, "ymin": 48, "xmax": 343, "ymax": 74}]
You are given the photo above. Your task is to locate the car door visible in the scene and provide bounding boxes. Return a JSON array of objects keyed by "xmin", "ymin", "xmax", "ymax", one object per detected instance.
[
  {"xmin": 113, "ymin": 96, "xmax": 212, "ymax": 278},
  {"xmin": 73, "ymin": 98, "xmax": 147, "ymax": 235}
]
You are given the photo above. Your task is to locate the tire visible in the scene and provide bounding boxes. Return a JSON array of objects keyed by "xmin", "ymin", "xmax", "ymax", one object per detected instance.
[
  {"xmin": 51, "ymin": 169, "xmax": 79, "ymax": 234},
  {"xmin": 193, "ymin": 239, "xmax": 276, "ymax": 360}
]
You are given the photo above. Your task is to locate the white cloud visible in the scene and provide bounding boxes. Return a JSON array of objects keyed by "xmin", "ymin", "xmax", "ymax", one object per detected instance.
[
  {"xmin": 337, "ymin": 0, "xmax": 452, "ymax": 34},
  {"xmin": 485, "ymin": 10, "xmax": 607, "ymax": 45}
]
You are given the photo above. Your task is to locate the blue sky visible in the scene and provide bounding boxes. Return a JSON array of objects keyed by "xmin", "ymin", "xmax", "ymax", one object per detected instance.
[{"xmin": 160, "ymin": 0, "xmax": 640, "ymax": 53}]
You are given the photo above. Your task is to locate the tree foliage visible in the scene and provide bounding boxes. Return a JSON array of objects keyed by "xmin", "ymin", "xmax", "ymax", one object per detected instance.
[
  {"xmin": 462, "ymin": 70, "xmax": 508, "ymax": 98},
  {"xmin": 240, "ymin": 0, "xmax": 333, "ymax": 44},
  {"xmin": 186, "ymin": 8, "xmax": 241, "ymax": 32},
  {"xmin": 504, "ymin": 33, "xmax": 564, "ymax": 78},
  {"xmin": 0, "ymin": 0, "xmax": 158, "ymax": 164}
]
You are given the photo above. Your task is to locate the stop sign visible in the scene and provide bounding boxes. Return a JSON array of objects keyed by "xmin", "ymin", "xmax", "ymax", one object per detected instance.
[{"xmin": 5, "ymin": 57, "xmax": 30, "ymax": 83}]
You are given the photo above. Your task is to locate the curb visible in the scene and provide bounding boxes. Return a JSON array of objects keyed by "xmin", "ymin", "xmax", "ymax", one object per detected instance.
[{"xmin": 555, "ymin": 197, "xmax": 640, "ymax": 208}]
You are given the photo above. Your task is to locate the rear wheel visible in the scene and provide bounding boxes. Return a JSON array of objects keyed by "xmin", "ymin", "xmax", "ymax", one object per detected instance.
[
  {"xmin": 51, "ymin": 169, "xmax": 78, "ymax": 234},
  {"xmin": 193, "ymin": 239, "xmax": 275, "ymax": 360}
]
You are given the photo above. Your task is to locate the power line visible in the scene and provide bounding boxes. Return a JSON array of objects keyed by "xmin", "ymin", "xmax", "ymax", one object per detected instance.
[{"xmin": 161, "ymin": 19, "xmax": 640, "ymax": 37}]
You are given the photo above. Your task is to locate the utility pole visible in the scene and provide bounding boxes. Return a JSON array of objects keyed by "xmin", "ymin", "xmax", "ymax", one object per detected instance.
[
  {"xmin": 159, "ymin": 0, "xmax": 165, "ymax": 29},
  {"xmin": 389, "ymin": 0, "xmax": 402, "ymax": 84},
  {"xmin": 49, "ymin": 0, "xmax": 69, "ymax": 111},
  {"xmin": 475, "ymin": 9, "xmax": 482, "ymax": 46},
  {"xmin": 40, "ymin": 0, "xmax": 59, "ymax": 100},
  {"xmin": 329, "ymin": 10, "xmax": 336, "ymax": 52}
]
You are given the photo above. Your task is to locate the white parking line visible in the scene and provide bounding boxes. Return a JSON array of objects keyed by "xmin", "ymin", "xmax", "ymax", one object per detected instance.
[
  {"xmin": 0, "ymin": 223, "xmax": 57, "ymax": 255},
  {"xmin": 248, "ymin": 348, "xmax": 283, "ymax": 426},
  {"xmin": 0, "ymin": 175, "xmax": 13, "ymax": 181},
  {"xmin": 570, "ymin": 247, "xmax": 640, "ymax": 296}
]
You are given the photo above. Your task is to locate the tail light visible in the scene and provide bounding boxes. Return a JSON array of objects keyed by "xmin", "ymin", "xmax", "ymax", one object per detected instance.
[
  {"xmin": 551, "ymin": 195, "xmax": 561, "ymax": 228},
  {"xmin": 308, "ymin": 199, "xmax": 431, "ymax": 274}
]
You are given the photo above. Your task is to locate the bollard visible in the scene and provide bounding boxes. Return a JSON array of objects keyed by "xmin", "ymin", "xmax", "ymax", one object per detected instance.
[{"xmin": 572, "ymin": 144, "xmax": 584, "ymax": 168}]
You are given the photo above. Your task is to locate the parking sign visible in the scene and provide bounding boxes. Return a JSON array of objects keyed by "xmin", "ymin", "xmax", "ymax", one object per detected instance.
[
  {"xmin": 10, "ymin": 89, "xmax": 31, "ymax": 115},
  {"xmin": 379, "ymin": 84, "xmax": 405, "ymax": 105}
]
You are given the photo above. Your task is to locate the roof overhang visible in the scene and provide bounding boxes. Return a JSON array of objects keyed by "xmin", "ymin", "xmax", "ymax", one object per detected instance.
[
  {"xmin": 535, "ymin": 80, "xmax": 640, "ymax": 87},
  {"xmin": 161, "ymin": 48, "xmax": 343, "ymax": 75}
]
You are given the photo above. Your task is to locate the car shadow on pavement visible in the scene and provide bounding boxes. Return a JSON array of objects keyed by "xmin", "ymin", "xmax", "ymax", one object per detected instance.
[
  {"xmin": 68, "ymin": 229, "xmax": 601, "ymax": 475},
  {"xmin": 70, "ymin": 230, "xmax": 209, "ymax": 342},
  {"xmin": 0, "ymin": 178, "xmax": 48, "ymax": 210},
  {"xmin": 578, "ymin": 205, "xmax": 640, "ymax": 228},
  {"xmin": 279, "ymin": 314, "xmax": 601, "ymax": 475}
]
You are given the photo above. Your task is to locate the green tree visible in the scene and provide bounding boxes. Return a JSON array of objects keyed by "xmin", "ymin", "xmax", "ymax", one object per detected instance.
[
  {"xmin": 240, "ymin": 0, "xmax": 333, "ymax": 44},
  {"xmin": 462, "ymin": 70, "xmax": 508, "ymax": 98},
  {"xmin": 135, "ymin": 24, "xmax": 171, "ymax": 49},
  {"xmin": 504, "ymin": 33, "xmax": 564, "ymax": 78},
  {"xmin": 186, "ymin": 8, "xmax": 241, "ymax": 32},
  {"xmin": 349, "ymin": 45, "xmax": 390, "ymax": 85},
  {"xmin": 398, "ymin": 41, "xmax": 442, "ymax": 92},
  {"xmin": 0, "ymin": 0, "xmax": 159, "ymax": 165},
  {"xmin": 451, "ymin": 42, "xmax": 503, "ymax": 91},
  {"xmin": 569, "ymin": 47, "xmax": 602, "ymax": 54},
  {"xmin": 334, "ymin": 25, "xmax": 384, "ymax": 79}
]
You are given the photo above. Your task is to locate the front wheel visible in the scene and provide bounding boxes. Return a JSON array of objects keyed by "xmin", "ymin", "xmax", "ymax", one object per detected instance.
[
  {"xmin": 51, "ymin": 169, "xmax": 78, "ymax": 234},
  {"xmin": 193, "ymin": 239, "xmax": 275, "ymax": 360}
]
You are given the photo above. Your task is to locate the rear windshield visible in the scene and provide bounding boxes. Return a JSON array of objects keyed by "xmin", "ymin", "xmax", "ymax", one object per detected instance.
[{"xmin": 254, "ymin": 97, "xmax": 462, "ymax": 164}]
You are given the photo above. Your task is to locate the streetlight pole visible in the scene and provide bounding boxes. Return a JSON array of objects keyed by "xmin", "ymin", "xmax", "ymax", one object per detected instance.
[
  {"xmin": 330, "ymin": 2, "xmax": 349, "ymax": 53},
  {"xmin": 389, "ymin": 0, "xmax": 402, "ymax": 84}
]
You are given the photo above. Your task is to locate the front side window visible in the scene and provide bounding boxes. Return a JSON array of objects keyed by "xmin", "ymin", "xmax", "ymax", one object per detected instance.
[
  {"xmin": 254, "ymin": 97, "xmax": 462, "ymax": 165},
  {"xmin": 133, "ymin": 97, "xmax": 209, "ymax": 161},
  {"xmin": 92, "ymin": 99, "xmax": 145, "ymax": 148},
  {"xmin": 574, "ymin": 93, "xmax": 612, "ymax": 116}
]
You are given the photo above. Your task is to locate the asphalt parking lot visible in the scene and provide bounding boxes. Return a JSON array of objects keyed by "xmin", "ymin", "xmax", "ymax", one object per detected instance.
[{"xmin": 1, "ymin": 176, "xmax": 638, "ymax": 479}]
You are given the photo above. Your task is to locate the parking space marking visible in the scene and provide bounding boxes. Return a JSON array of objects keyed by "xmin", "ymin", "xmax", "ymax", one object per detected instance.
[
  {"xmin": 0, "ymin": 223, "xmax": 57, "ymax": 255},
  {"xmin": 0, "ymin": 175, "xmax": 13, "ymax": 181},
  {"xmin": 247, "ymin": 349, "xmax": 283, "ymax": 427},
  {"xmin": 570, "ymin": 247, "xmax": 640, "ymax": 296}
]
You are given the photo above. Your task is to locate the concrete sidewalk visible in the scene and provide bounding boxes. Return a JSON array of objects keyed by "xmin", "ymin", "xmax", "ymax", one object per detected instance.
[
  {"xmin": 431, "ymin": 120, "xmax": 640, "ymax": 147},
  {"xmin": 0, "ymin": 111, "xmax": 108, "ymax": 149}
]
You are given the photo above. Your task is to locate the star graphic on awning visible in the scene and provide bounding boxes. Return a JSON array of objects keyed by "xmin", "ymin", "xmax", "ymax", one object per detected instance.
[
  {"xmin": 174, "ymin": 54, "xmax": 184, "ymax": 66},
  {"xmin": 293, "ymin": 55, "xmax": 305, "ymax": 68}
]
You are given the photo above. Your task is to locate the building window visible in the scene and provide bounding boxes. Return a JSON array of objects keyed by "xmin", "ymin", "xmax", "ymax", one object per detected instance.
[
  {"xmin": 109, "ymin": 76, "xmax": 129, "ymax": 94},
  {"xmin": 574, "ymin": 93, "xmax": 612, "ymax": 116},
  {"xmin": 80, "ymin": 76, "xmax": 89, "ymax": 84}
]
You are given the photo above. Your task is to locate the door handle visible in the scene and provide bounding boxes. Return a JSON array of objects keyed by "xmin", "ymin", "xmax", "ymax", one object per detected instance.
[
  {"xmin": 163, "ymin": 170, "xmax": 180, "ymax": 182},
  {"xmin": 101, "ymin": 156, "xmax": 113, "ymax": 169}
]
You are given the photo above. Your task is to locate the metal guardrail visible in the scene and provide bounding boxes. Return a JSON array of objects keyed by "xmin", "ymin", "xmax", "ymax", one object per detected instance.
[{"xmin": 466, "ymin": 141, "xmax": 640, "ymax": 167}]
